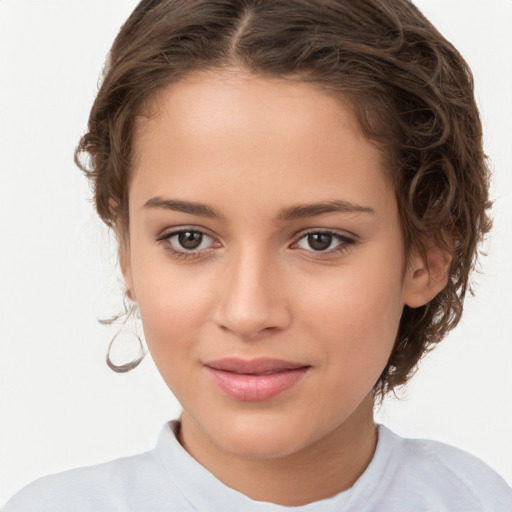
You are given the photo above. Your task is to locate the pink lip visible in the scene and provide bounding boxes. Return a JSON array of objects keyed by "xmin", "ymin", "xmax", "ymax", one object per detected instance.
[{"xmin": 204, "ymin": 358, "xmax": 310, "ymax": 401}]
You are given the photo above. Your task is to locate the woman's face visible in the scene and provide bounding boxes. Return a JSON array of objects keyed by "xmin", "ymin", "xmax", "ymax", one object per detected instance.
[{"xmin": 122, "ymin": 71, "xmax": 421, "ymax": 460}]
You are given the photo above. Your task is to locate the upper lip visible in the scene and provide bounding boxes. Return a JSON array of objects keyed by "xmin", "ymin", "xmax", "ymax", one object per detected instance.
[{"xmin": 204, "ymin": 357, "xmax": 309, "ymax": 375}]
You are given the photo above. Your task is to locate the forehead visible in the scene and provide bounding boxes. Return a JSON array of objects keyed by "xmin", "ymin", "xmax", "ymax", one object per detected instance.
[
  {"xmin": 130, "ymin": 71, "xmax": 395, "ymax": 220},
  {"xmin": 135, "ymin": 70, "xmax": 361, "ymax": 152}
]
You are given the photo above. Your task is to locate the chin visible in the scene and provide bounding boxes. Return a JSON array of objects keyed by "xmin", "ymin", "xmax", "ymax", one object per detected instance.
[
  {"xmin": 200, "ymin": 408, "xmax": 328, "ymax": 460},
  {"xmin": 218, "ymin": 426, "xmax": 309, "ymax": 460}
]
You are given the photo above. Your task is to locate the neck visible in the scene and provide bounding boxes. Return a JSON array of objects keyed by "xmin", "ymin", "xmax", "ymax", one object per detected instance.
[{"xmin": 179, "ymin": 395, "xmax": 377, "ymax": 506}]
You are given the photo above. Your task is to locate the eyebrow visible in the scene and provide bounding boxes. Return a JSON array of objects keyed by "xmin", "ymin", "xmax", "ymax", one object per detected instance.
[
  {"xmin": 144, "ymin": 197, "xmax": 222, "ymax": 218},
  {"xmin": 143, "ymin": 197, "xmax": 375, "ymax": 220},
  {"xmin": 278, "ymin": 200, "xmax": 376, "ymax": 220}
]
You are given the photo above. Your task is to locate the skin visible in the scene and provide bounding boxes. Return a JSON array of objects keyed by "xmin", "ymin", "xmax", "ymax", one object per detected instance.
[{"xmin": 120, "ymin": 70, "xmax": 448, "ymax": 506}]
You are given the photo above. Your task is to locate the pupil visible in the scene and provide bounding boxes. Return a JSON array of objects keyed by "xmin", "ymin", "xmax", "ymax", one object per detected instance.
[
  {"xmin": 308, "ymin": 233, "xmax": 332, "ymax": 251},
  {"xmin": 178, "ymin": 231, "xmax": 202, "ymax": 249}
]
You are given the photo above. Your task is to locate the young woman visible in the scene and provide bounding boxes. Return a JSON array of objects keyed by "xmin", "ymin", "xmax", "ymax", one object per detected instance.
[{"xmin": 3, "ymin": 0, "xmax": 512, "ymax": 510}]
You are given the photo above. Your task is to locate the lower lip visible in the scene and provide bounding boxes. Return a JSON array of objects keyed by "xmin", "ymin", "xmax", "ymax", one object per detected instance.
[{"xmin": 205, "ymin": 366, "xmax": 309, "ymax": 401}]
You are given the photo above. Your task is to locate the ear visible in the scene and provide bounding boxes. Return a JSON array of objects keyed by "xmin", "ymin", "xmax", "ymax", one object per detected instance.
[
  {"xmin": 118, "ymin": 243, "xmax": 137, "ymax": 302},
  {"xmin": 403, "ymin": 243, "xmax": 452, "ymax": 308}
]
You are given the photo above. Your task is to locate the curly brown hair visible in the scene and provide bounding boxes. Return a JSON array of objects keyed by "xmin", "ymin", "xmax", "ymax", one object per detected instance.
[{"xmin": 75, "ymin": 0, "xmax": 492, "ymax": 396}]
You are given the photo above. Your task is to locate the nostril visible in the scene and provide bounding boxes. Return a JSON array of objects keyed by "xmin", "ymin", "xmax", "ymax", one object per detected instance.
[
  {"xmin": 216, "ymin": 318, "xmax": 286, "ymax": 340},
  {"xmin": 212, "ymin": 265, "xmax": 292, "ymax": 338}
]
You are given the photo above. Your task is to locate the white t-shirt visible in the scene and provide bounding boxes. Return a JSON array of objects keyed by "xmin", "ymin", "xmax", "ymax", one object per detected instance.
[{"xmin": 3, "ymin": 421, "xmax": 512, "ymax": 512}]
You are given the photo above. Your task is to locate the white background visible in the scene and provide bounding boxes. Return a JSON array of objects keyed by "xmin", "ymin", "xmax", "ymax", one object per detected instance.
[{"xmin": 0, "ymin": 0, "xmax": 511, "ymax": 504}]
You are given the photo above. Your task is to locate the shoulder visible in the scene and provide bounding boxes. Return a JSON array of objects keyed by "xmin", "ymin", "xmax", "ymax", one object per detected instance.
[
  {"xmin": 376, "ymin": 425, "xmax": 512, "ymax": 511},
  {"xmin": 2, "ymin": 427, "xmax": 188, "ymax": 512},
  {"xmin": 3, "ymin": 452, "xmax": 162, "ymax": 512}
]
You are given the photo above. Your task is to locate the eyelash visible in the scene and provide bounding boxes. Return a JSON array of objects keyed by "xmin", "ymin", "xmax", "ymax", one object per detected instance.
[
  {"xmin": 156, "ymin": 228, "xmax": 356, "ymax": 260},
  {"xmin": 291, "ymin": 230, "xmax": 356, "ymax": 256},
  {"xmin": 156, "ymin": 228, "xmax": 218, "ymax": 260}
]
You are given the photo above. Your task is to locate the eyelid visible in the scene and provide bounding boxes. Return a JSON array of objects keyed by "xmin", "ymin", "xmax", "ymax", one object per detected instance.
[
  {"xmin": 290, "ymin": 228, "xmax": 357, "ymax": 254},
  {"xmin": 292, "ymin": 227, "xmax": 357, "ymax": 243},
  {"xmin": 156, "ymin": 225, "xmax": 218, "ymax": 242},
  {"xmin": 155, "ymin": 226, "xmax": 357, "ymax": 260},
  {"xmin": 156, "ymin": 226, "xmax": 221, "ymax": 259}
]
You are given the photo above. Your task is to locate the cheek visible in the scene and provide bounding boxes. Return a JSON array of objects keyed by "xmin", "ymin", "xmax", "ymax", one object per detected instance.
[
  {"xmin": 130, "ymin": 251, "xmax": 211, "ymax": 361},
  {"xmin": 298, "ymin": 253, "xmax": 405, "ymax": 366},
  {"xmin": 135, "ymin": 274, "xmax": 210, "ymax": 404}
]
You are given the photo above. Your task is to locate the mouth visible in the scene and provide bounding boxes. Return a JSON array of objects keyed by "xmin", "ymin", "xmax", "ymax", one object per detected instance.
[{"xmin": 204, "ymin": 358, "xmax": 311, "ymax": 401}]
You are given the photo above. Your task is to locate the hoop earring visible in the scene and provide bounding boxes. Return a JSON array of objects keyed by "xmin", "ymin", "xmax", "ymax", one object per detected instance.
[{"xmin": 106, "ymin": 305, "xmax": 146, "ymax": 373}]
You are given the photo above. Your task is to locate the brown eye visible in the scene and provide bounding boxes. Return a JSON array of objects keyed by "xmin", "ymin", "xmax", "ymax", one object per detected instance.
[
  {"xmin": 293, "ymin": 231, "xmax": 355, "ymax": 255},
  {"xmin": 157, "ymin": 228, "xmax": 220, "ymax": 259},
  {"xmin": 307, "ymin": 233, "xmax": 333, "ymax": 251},
  {"xmin": 177, "ymin": 231, "xmax": 203, "ymax": 249}
]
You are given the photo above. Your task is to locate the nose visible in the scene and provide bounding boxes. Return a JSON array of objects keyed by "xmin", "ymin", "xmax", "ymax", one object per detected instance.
[{"xmin": 213, "ymin": 248, "xmax": 292, "ymax": 340}]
